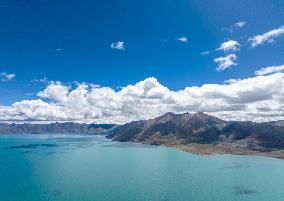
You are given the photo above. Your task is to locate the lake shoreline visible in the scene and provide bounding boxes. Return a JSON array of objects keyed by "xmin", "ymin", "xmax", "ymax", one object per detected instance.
[
  {"xmin": 2, "ymin": 133, "xmax": 284, "ymax": 160},
  {"xmin": 173, "ymin": 143, "xmax": 284, "ymax": 160},
  {"xmin": 112, "ymin": 139, "xmax": 284, "ymax": 160}
]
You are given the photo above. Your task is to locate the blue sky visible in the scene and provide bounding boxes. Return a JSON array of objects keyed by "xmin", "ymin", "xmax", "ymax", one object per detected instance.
[{"xmin": 0, "ymin": 0, "xmax": 284, "ymax": 123}]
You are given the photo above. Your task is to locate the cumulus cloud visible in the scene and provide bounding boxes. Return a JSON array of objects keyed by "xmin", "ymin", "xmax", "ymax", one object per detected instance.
[
  {"xmin": 2, "ymin": 73, "xmax": 284, "ymax": 124},
  {"xmin": 217, "ymin": 40, "xmax": 240, "ymax": 52},
  {"xmin": 176, "ymin": 37, "xmax": 188, "ymax": 43},
  {"xmin": 111, "ymin": 41, "xmax": 125, "ymax": 50},
  {"xmin": 248, "ymin": 25, "xmax": 284, "ymax": 47},
  {"xmin": 214, "ymin": 54, "xmax": 237, "ymax": 71},
  {"xmin": 37, "ymin": 81, "xmax": 70, "ymax": 102},
  {"xmin": 0, "ymin": 72, "xmax": 16, "ymax": 81},
  {"xmin": 255, "ymin": 64, "xmax": 284, "ymax": 76}
]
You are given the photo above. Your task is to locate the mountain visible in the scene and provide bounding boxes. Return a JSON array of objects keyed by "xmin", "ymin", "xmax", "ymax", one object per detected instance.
[
  {"xmin": 0, "ymin": 122, "xmax": 116, "ymax": 134},
  {"xmin": 107, "ymin": 112, "xmax": 284, "ymax": 159}
]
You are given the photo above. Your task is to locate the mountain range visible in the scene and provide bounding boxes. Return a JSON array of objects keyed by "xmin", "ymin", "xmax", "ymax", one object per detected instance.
[
  {"xmin": 107, "ymin": 112, "xmax": 284, "ymax": 159},
  {"xmin": 2, "ymin": 112, "xmax": 284, "ymax": 159},
  {"xmin": 0, "ymin": 122, "xmax": 115, "ymax": 134}
]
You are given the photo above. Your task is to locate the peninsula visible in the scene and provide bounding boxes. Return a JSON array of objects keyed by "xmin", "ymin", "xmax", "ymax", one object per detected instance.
[{"xmin": 107, "ymin": 112, "xmax": 284, "ymax": 159}]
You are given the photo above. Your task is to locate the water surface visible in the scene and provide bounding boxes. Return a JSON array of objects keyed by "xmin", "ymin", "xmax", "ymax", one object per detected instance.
[{"xmin": 0, "ymin": 134, "xmax": 284, "ymax": 201}]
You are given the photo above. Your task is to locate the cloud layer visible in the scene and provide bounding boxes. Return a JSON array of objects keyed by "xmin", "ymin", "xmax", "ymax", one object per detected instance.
[
  {"xmin": 0, "ymin": 72, "xmax": 16, "ymax": 81},
  {"xmin": 222, "ymin": 21, "xmax": 246, "ymax": 32},
  {"xmin": 176, "ymin": 37, "xmax": 188, "ymax": 43},
  {"xmin": 1, "ymin": 71, "xmax": 284, "ymax": 124},
  {"xmin": 248, "ymin": 26, "xmax": 284, "ymax": 47},
  {"xmin": 200, "ymin": 51, "xmax": 210, "ymax": 56},
  {"xmin": 235, "ymin": 21, "xmax": 246, "ymax": 28},
  {"xmin": 255, "ymin": 64, "xmax": 284, "ymax": 76}
]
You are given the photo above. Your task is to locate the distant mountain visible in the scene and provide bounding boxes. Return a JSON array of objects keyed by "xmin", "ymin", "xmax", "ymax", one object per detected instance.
[
  {"xmin": 0, "ymin": 122, "xmax": 116, "ymax": 134},
  {"xmin": 270, "ymin": 120, "xmax": 284, "ymax": 127},
  {"xmin": 107, "ymin": 112, "xmax": 284, "ymax": 159}
]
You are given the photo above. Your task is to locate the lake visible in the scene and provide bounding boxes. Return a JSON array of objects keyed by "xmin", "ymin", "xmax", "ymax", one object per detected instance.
[{"xmin": 0, "ymin": 134, "xmax": 284, "ymax": 201}]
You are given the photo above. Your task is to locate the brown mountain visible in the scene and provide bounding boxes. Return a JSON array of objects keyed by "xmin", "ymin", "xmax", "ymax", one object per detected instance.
[{"xmin": 107, "ymin": 112, "xmax": 284, "ymax": 159}]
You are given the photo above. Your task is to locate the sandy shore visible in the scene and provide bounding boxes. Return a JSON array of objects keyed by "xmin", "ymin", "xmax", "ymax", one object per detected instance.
[
  {"xmin": 170, "ymin": 143, "xmax": 284, "ymax": 160},
  {"xmin": 138, "ymin": 137, "xmax": 284, "ymax": 160}
]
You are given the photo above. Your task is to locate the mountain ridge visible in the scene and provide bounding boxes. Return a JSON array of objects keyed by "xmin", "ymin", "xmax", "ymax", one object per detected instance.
[
  {"xmin": 0, "ymin": 122, "xmax": 116, "ymax": 134},
  {"xmin": 107, "ymin": 112, "xmax": 284, "ymax": 159}
]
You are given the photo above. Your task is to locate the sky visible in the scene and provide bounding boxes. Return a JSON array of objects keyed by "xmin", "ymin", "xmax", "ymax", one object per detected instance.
[{"xmin": 0, "ymin": 0, "xmax": 284, "ymax": 124}]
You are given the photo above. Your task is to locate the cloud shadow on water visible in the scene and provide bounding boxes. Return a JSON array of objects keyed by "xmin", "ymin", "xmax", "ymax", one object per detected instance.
[
  {"xmin": 101, "ymin": 142, "xmax": 156, "ymax": 149},
  {"xmin": 221, "ymin": 162, "xmax": 250, "ymax": 169},
  {"xmin": 233, "ymin": 185, "xmax": 258, "ymax": 195},
  {"xmin": 5, "ymin": 143, "xmax": 58, "ymax": 149}
]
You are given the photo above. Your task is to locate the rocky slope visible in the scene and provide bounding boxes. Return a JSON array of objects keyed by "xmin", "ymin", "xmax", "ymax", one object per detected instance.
[
  {"xmin": 0, "ymin": 122, "xmax": 115, "ymax": 134},
  {"xmin": 107, "ymin": 112, "xmax": 284, "ymax": 159}
]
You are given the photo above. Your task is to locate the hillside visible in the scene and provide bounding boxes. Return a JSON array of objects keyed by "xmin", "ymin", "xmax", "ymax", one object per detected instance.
[
  {"xmin": 107, "ymin": 112, "xmax": 284, "ymax": 159},
  {"xmin": 0, "ymin": 122, "xmax": 116, "ymax": 134}
]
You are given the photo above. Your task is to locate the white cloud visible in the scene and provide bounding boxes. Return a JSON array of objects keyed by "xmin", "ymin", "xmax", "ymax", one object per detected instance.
[
  {"xmin": 176, "ymin": 37, "xmax": 188, "ymax": 43},
  {"xmin": 0, "ymin": 99, "xmax": 68, "ymax": 121},
  {"xmin": 0, "ymin": 72, "xmax": 16, "ymax": 81},
  {"xmin": 255, "ymin": 64, "xmax": 284, "ymax": 76},
  {"xmin": 248, "ymin": 25, "xmax": 284, "ymax": 47},
  {"xmin": 217, "ymin": 40, "xmax": 240, "ymax": 52},
  {"xmin": 2, "ymin": 72, "xmax": 284, "ymax": 124},
  {"xmin": 200, "ymin": 51, "xmax": 210, "ymax": 56},
  {"xmin": 48, "ymin": 48, "xmax": 63, "ymax": 52},
  {"xmin": 214, "ymin": 54, "xmax": 237, "ymax": 71},
  {"xmin": 235, "ymin": 21, "xmax": 246, "ymax": 28},
  {"xmin": 37, "ymin": 81, "xmax": 70, "ymax": 102},
  {"xmin": 111, "ymin": 41, "xmax": 125, "ymax": 50},
  {"xmin": 222, "ymin": 21, "xmax": 246, "ymax": 32},
  {"xmin": 32, "ymin": 77, "xmax": 49, "ymax": 83},
  {"xmin": 223, "ymin": 78, "xmax": 241, "ymax": 84}
]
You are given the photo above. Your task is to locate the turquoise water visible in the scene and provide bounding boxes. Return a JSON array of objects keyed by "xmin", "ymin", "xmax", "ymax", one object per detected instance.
[{"xmin": 0, "ymin": 135, "xmax": 284, "ymax": 201}]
